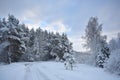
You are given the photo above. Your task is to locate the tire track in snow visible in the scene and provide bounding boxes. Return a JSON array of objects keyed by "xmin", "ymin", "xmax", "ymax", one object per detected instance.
[
  {"xmin": 37, "ymin": 65, "xmax": 64, "ymax": 80},
  {"xmin": 24, "ymin": 63, "xmax": 51, "ymax": 80},
  {"xmin": 36, "ymin": 68, "xmax": 51, "ymax": 80},
  {"xmin": 24, "ymin": 63, "xmax": 32, "ymax": 80}
]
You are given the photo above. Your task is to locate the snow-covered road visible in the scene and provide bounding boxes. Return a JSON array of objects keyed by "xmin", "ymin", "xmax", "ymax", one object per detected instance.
[
  {"xmin": 24, "ymin": 63, "xmax": 50, "ymax": 80},
  {"xmin": 0, "ymin": 62, "xmax": 119, "ymax": 80}
]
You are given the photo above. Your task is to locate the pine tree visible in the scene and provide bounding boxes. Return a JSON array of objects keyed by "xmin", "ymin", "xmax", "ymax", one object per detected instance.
[
  {"xmin": 0, "ymin": 18, "xmax": 10, "ymax": 63},
  {"xmin": 0, "ymin": 15, "xmax": 26, "ymax": 63},
  {"xmin": 7, "ymin": 15, "xmax": 26, "ymax": 63},
  {"xmin": 96, "ymin": 36, "xmax": 110, "ymax": 68}
]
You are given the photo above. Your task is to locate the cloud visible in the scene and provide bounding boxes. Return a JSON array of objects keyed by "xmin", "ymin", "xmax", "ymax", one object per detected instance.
[
  {"xmin": 103, "ymin": 30, "xmax": 120, "ymax": 42},
  {"xmin": 0, "ymin": 0, "xmax": 120, "ymax": 52},
  {"xmin": 68, "ymin": 36, "xmax": 87, "ymax": 52},
  {"xmin": 41, "ymin": 20, "xmax": 71, "ymax": 34},
  {"xmin": 98, "ymin": 5, "xmax": 120, "ymax": 27},
  {"xmin": 24, "ymin": 20, "xmax": 71, "ymax": 34},
  {"xmin": 25, "ymin": 22, "xmax": 39, "ymax": 30},
  {"xmin": 97, "ymin": 4, "xmax": 120, "ymax": 42}
]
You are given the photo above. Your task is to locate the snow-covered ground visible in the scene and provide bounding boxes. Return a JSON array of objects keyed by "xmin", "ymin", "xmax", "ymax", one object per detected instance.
[{"xmin": 0, "ymin": 61, "xmax": 119, "ymax": 80}]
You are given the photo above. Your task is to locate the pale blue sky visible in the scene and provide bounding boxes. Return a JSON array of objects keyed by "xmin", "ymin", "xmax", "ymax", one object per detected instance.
[{"xmin": 0, "ymin": 0, "xmax": 120, "ymax": 51}]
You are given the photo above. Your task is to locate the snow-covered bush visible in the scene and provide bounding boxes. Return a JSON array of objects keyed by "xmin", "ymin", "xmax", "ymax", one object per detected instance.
[{"xmin": 105, "ymin": 49, "xmax": 120, "ymax": 75}]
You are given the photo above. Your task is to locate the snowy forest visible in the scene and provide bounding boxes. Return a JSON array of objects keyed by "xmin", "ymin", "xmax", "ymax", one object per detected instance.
[
  {"xmin": 0, "ymin": 14, "xmax": 120, "ymax": 80},
  {"xmin": 0, "ymin": 0, "xmax": 120, "ymax": 80},
  {"xmin": 0, "ymin": 15, "xmax": 73, "ymax": 63}
]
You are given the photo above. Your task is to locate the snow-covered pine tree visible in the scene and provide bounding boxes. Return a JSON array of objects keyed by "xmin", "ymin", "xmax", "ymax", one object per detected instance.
[
  {"xmin": 61, "ymin": 33, "xmax": 73, "ymax": 59},
  {"xmin": 0, "ymin": 15, "xmax": 26, "ymax": 63},
  {"xmin": 0, "ymin": 18, "xmax": 10, "ymax": 63},
  {"xmin": 43, "ymin": 32, "xmax": 55, "ymax": 60},
  {"xmin": 33, "ymin": 28, "xmax": 42, "ymax": 61},
  {"xmin": 42, "ymin": 30, "xmax": 53, "ymax": 61},
  {"xmin": 49, "ymin": 33, "xmax": 73, "ymax": 61},
  {"xmin": 19, "ymin": 24, "xmax": 31, "ymax": 61},
  {"xmin": 21, "ymin": 28, "xmax": 34, "ymax": 61},
  {"xmin": 49, "ymin": 32, "xmax": 62, "ymax": 61},
  {"xmin": 7, "ymin": 15, "xmax": 26, "ymax": 63},
  {"xmin": 96, "ymin": 36, "xmax": 110, "ymax": 68},
  {"xmin": 32, "ymin": 27, "xmax": 48, "ymax": 61}
]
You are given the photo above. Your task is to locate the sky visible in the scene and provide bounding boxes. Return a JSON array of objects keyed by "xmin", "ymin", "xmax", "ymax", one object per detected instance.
[{"xmin": 0, "ymin": 0, "xmax": 120, "ymax": 52}]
